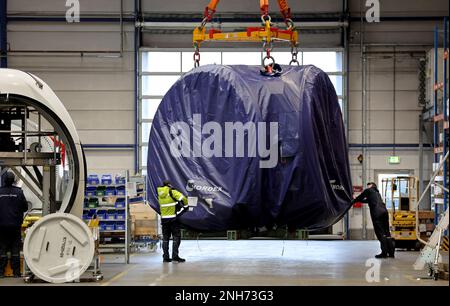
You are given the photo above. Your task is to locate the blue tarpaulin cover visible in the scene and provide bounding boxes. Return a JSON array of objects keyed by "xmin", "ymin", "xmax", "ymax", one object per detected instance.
[{"xmin": 147, "ymin": 65, "xmax": 352, "ymax": 231}]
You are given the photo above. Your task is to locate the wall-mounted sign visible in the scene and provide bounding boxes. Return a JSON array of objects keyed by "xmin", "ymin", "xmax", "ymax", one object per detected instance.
[{"xmin": 388, "ymin": 156, "xmax": 400, "ymax": 164}]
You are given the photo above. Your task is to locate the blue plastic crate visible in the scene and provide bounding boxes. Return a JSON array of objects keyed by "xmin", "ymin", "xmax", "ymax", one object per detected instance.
[
  {"xmin": 105, "ymin": 186, "xmax": 116, "ymax": 196},
  {"xmin": 116, "ymin": 186, "xmax": 126, "ymax": 196},
  {"xmin": 115, "ymin": 222, "xmax": 125, "ymax": 231},
  {"xmin": 115, "ymin": 175, "xmax": 126, "ymax": 185},
  {"xmin": 97, "ymin": 210, "xmax": 107, "ymax": 220},
  {"xmin": 115, "ymin": 198, "xmax": 126, "ymax": 208},
  {"xmin": 129, "ymin": 196, "xmax": 144, "ymax": 204},
  {"xmin": 106, "ymin": 211, "xmax": 116, "ymax": 220},
  {"xmin": 86, "ymin": 186, "xmax": 97, "ymax": 197},
  {"xmin": 116, "ymin": 211, "xmax": 125, "ymax": 220},
  {"xmin": 101, "ymin": 222, "xmax": 115, "ymax": 231},
  {"xmin": 101, "ymin": 174, "xmax": 113, "ymax": 185},
  {"xmin": 87, "ymin": 174, "xmax": 100, "ymax": 185}
]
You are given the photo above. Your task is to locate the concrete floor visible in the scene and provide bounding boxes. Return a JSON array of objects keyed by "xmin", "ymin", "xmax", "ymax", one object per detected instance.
[{"xmin": 0, "ymin": 240, "xmax": 448, "ymax": 286}]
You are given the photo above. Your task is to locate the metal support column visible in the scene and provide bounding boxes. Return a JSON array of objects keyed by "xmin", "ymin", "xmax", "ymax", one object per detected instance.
[
  {"xmin": 434, "ymin": 26, "xmax": 438, "ymax": 164},
  {"xmin": 360, "ymin": 0, "xmax": 368, "ymax": 240},
  {"xmin": 42, "ymin": 165, "xmax": 51, "ymax": 216},
  {"xmin": 0, "ymin": 0, "xmax": 6, "ymax": 68},
  {"xmin": 443, "ymin": 17, "xmax": 448, "ymax": 213},
  {"xmin": 419, "ymin": 114, "xmax": 424, "ymax": 197},
  {"xmin": 433, "ymin": 26, "xmax": 439, "ymax": 225},
  {"xmin": 50, "ymin": 165, "xmax": 56, "ymax": 213},
  {"xmin": 361, "ymin": 46, "xmax": 368, "ymax": 240},
  {"xmin": 134, "ymin": 0, "xmax": 140, "ymax": 174}
]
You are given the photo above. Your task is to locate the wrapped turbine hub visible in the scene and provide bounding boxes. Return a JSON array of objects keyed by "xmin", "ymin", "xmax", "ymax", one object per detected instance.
[{"xmin": 147, "ymin": 65, "xmax": 352, "ymax": 231}]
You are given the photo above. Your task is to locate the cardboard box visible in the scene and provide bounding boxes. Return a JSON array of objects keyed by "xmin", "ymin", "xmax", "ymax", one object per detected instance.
[
  {"xmin": 419, "ymin": 224, "xmax": 427, "ymax": 232},
  {"xmin": 426, "ymin": 223, "xmax": 435, "ymax": 231},
  {"xmin": 131, "ymin": 216, "xmax": 158, "ymax": 236},
  {"xmin": 130, "ymin": 203, "xmax": 157, "ymax": 221},
  {"xmin": 418, "ymin": 210, "xmax": 435, "ymax": 219}
]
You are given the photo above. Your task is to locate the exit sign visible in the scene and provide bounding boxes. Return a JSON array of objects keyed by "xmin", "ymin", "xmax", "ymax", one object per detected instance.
[{"xmin": 388, "ymin": 156, "xmax": 400, "ymax": 164}]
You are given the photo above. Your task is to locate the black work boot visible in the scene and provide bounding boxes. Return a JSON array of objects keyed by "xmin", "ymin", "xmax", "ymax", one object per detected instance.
[
  {"xmin": 13, "ymin": 271, "xmax": 21, "ymax": 278},
  {"xmin": 163, "ymin": 257, "xmax": 172, "ymax": 263},
  {"xmin": 172, "ymin": 257, "xmax": 186, "ymax": 263},
  {"xmin": 386, "ymin": 238, "xmax": 395, "ymax": 258},
  {"xmin": 375, "ymin": 253, "xmax": 388, "ymax": 259}
]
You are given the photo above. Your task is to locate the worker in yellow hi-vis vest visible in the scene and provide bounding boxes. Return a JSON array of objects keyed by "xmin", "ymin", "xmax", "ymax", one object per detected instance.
[{"xmin": 157, "ymin": 180, "xmax": 188, "ymax": 263}]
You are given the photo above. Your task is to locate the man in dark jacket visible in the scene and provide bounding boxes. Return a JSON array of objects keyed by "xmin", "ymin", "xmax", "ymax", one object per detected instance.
[
  {"xmin": 352, "ymin": 182, "xmax": 395, "ymax": 259},
  {"xmin": 0, "ymin": 171, "xmax": 28, "ymax": 277}
]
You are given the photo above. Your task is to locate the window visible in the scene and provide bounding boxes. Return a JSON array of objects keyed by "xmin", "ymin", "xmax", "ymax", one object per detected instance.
[
  {"xmin": 142, "ymin": 75, "xmax": 180, "ymax": 96},
  {"xmin": 139, "ymin": 50, "xmax": 346, "ymax": 174},
  {"xmin": 222, "ymin": 52, "xmax": 262, "ymax": 65}
]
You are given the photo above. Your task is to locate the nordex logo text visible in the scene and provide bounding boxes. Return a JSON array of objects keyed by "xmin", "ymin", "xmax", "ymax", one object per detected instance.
[{"xmin": 169, "ymin": 114, "xmax": 279, "ymax": 169}]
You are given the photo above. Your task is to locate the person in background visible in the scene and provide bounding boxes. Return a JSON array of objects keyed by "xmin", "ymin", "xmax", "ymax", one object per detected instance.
[
  {"xmin": 0, "ymin": 171, "xmax": 28, "ymax": 277},
  {"xmin": 352, "ymin": 182, "xmax": 395, "ymax": 259},
  {"xmin": 157, "ymin": 180, "xmax": 189, "ymax": 263}
]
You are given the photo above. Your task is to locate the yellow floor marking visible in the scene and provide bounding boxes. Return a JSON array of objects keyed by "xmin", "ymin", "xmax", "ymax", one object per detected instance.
[{"xmin": 101, "ymin": 265, "xmax": 136, "ymax": 286}]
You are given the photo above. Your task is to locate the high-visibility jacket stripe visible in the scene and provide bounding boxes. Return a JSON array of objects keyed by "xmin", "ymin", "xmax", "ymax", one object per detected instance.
[
  {"xmin": 161, "ymin": 214, "xmax": 177, "ymax": 219},
  {"xmin": 160, "ymin": 202, "xmax": 177, "ymax": 207}
]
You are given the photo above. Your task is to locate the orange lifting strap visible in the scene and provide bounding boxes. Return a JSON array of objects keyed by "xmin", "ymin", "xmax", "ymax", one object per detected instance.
[
  {"xmin": 204, "ymin": 0, "xmax": 220, "ymax": 21},
  {"xmin": 204, "ymin": 0, "xmax": 292, "ymax": 22},
  {"xmin": 260, "ymin": 0, "xmax": 269, "ymax": 16},
  {"xmin": 276, "ymin": 0, "xmax": 292, "ymax": 20}
]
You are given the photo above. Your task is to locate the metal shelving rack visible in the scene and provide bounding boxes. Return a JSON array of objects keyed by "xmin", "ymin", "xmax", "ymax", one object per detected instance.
[
  {"xmin": 83, "ymin": 172, "xmax": 130, "ymax": 264},
  {"xmin": 431, "ymin": 18, "xmax": 449, "ymax": 226}
]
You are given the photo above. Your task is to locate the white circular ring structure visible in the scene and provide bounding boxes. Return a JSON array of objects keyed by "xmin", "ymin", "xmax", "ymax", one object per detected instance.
[{"xmin": 23, "ymin": 213, "xmax": 95, "ymax": 284}]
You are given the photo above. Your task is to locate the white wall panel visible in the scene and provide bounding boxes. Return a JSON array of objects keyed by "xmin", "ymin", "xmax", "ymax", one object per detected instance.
[
  {"xmin": 7, "ymin": 0, "xmax": 135, "ymax": 14},
  {"xmin": 55, "ymin": 91, "xmax": 134, "ymax": 111},
  {"xmin": 141, "ymin": 0, "xmax": 343, "ymax": 13},
  {"xmin": 78, "ymin": 130, "xmax": 134, "ymax": 144},
  {"xmin": 84, "ymin": 151, "xmax": 134, "ymax": 174},
  {"xmin": 70, "ymin": 110, "xmax": 134, "ymax": 130},
  {"xmin": 8, "ymin": 52, "xmax": 134, "ymax": 71},
  {"xmin": 25, "ymin": 71, "xmax": 134, "ymax": 91}
]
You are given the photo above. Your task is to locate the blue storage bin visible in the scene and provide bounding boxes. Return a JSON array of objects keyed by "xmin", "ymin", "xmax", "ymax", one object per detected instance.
[
  {"xmin": 106, "ymin": 211, "xmax": 116, "ymax": 220},
  {"xmin": 97, "ymin": 210, "xmax": 107, "ymax": 220},
  {"xmin": 115, "ymin": 222, "xmax": 125, "ymax": 231},
  {"xmin": 115, "ymin": 198, "xmax": 126, "ymax": 208},
  {"xmin": 101, "ymin": 222, "xmax": 115, "ymax": 231},
  {"xmin": 99, "ymin": 223, "xmax": 107, "ymax": 231},
  {"xmin": 105, "ymin": 186, "xmax": 116, "ymax": 196},
  {"xmin": 129, "ymin": 196, "xmax": 144, "ymax": 204},
  {"xmin": 116, "ymin": 211, "xmax": 126, "ymax": 220},
  {"xmin": 87, "ymin": 174, "xmax": 100, "ymax": 185},
  {"xmin": 86, "ymin": 186, "xmax": 97, "ymax": 197},
  {"xmin": 116, "ymin": 186, "xmax": 126, "ymax": 196},
  {"xmin": 115, "ymin": 175, "xmax": 126, "ymax": 185},
  {"xmin": 101, "ymin": 174, "xmax": 113, "ymax": 185}
]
